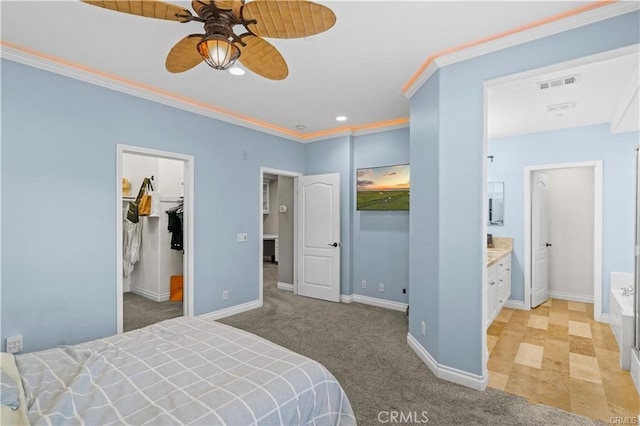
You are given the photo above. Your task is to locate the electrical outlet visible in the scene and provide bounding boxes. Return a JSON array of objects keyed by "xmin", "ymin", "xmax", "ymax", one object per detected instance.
[
  {"xmin": 379, "ymin": 283, "xmax": 384, "ymax": 292},
  {"xmin": 236, "ymin": 233, "xmax": 248, "ymax": 242},
  {"xmin": 421, "ymin": 321, "xmax": 426, "ymax": 336},
  {"xmin": 361, "ymin": 280, "xmax": 367, "ymax": 289},
  {"xmin": 222, "ymin": 290, "xmax": 228, "ymax": 300},
  {"xmin": 6, "ymin": 335, "xmax": 23, "ymax": 354}
]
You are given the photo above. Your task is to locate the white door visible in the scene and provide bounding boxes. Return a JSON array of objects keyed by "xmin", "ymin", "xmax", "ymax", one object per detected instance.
[
  {"xmin": 297, "ymin": 173, "xmax": 341, "ymax": 302},
  {"xmin": 531, "ymin": 171, "xmax": 550, "ymax": 308}
]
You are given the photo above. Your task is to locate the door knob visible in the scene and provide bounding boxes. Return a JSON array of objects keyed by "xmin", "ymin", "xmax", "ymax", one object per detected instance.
[
  {"xmin": 546, "ymin": 243, "xmax": 552, "ymax": 247},
  {"xmin": 328, "ymin": 242, "xmax": 341, "ymax": 247}
]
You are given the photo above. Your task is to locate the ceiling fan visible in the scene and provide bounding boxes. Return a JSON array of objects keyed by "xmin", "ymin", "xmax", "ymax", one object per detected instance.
[{"xmin": 81, "ymin": 0, "xmax": 337, "ymax": 80}]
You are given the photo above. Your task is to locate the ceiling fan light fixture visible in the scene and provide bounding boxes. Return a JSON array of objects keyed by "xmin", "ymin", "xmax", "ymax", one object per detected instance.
[{"xmin": 197, "ymin": 36, "xmax": 240, "ymax": 70}]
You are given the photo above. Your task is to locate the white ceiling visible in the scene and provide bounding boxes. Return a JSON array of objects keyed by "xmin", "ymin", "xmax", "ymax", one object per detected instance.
[
  {"xmin": 2, "ymin": 0, "xmax": 606, "ymax": 139},
  {"xmin": 488, "ymin": 50, "xmax": 640, "ymax": 139}
]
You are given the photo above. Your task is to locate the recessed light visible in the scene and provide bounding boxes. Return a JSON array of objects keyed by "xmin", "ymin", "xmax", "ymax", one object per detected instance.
[
  {"xmin": 229, "ymin": 67, "xmax": 245, "ymax": 76},
  {"xmin": 336, "ymin": 116, "xmax": 347, "ymax": 122},
  {"xmin": 296, "ymin": 124, "xmax": 306, "ymax": 130}
]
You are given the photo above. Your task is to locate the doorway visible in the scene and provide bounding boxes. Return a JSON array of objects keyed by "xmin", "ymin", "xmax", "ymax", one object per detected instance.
[
  {"xmin": 116, "ymin": 144, "xmax": 195, "ymax": 334},
  {"xmin": 259, "ymin": 168, "xmax": 301, "ymax": 304},
  {"xmin": 524, "ymin": 162, "xmax": 603, "ymax": 316}
]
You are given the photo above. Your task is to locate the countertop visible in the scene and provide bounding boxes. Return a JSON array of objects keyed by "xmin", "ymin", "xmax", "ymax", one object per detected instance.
[{"xmin": 487, "ymin": 237, "xmax": 513, "ymax": 268}]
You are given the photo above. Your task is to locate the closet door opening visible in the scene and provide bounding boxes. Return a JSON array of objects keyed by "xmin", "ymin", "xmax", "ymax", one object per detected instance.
[{"xmin": 116, "ymin": 145, "xmax": 194, "ymax": 334}]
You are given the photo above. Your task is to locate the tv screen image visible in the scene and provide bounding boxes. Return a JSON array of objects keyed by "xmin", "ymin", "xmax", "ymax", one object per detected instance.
[{"xmin": 357, "ymin": 164, "xmax": 410, "ymax": 211}]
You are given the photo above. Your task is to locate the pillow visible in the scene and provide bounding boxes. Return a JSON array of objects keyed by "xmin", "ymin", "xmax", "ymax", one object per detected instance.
[{"xmin": 0, "ymin": 353, "xmax": 29, "ymax": 426}]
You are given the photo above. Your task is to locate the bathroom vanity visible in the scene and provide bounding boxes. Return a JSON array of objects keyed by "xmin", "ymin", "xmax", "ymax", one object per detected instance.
[{"xmin": 486, "ymin": 237, "xmax": 513, "ymax": 328}]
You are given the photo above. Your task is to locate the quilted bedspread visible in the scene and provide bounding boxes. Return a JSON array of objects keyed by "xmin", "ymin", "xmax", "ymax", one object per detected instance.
[{"xmin": 15, "ymin": 316, "xmax": 356, "ymax": 425}]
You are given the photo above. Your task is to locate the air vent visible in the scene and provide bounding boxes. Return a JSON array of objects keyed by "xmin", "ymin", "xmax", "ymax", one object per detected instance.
[
  {"xmin": 545, "ymin": 101, "xmax": 576, "ymax": 113},
  {"xmin": 537, "ymin": 74, "xmax": 580, "ymax": 91}
]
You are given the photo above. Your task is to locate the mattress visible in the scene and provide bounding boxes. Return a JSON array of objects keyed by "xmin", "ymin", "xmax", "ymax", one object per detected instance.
[{"xmin": 13, "ymin": 316, "xmax": 356, "ymax": 425}]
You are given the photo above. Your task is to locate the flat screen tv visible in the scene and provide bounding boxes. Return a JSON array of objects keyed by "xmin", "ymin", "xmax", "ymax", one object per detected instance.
[{"xmin": 357, "ymin": 164, "xmax": 410, "ymax": 211}]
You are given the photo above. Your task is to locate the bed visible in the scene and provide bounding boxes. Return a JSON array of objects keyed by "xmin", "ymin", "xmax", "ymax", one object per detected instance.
[{"xmin": 1, "ymin": 317, "xmax": 356, "ymax": 425}]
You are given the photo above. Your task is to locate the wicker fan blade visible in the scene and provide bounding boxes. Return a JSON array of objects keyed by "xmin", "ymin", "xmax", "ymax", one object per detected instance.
[
  {"xmin": 191, "ymin": 0, "xmax": 208, "ymax": 16},
  {"xmin": 238, "ymin": 35, "xmax": 288, "ymax": 80},
  {"xmin": 214, "ymin": 0, "xmax": 242, "ymax": 16},
  {"xmin": 166, "ymin": 34, "xmax": 204, "ymax": 73},
  {"xmin": 82, "ymin": 1, "xmax": 191, "ymax": 22},
  {"xmin": 242, "ymin": 0, "xmax": 336, "ymax": 39}
]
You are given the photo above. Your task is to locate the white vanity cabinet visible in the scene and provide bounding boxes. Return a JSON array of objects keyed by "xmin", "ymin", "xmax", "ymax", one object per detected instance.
[{"xmin": 486, "ymin": 253, "xmax": 511, "ymax": 328}]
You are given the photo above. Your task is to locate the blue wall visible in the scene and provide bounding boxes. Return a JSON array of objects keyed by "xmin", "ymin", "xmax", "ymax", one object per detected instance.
[
  {"xmin": 488, "ymin": 124, "xmax": 638, "ymax": 312},
  {"xmin": 305, "ymin": 129, "xmax": 412, "ymax": 302},
  {"xmin": 409, "ymin": 11, "xmax": 640, "ymax": 377},
  {"xmin": 1, "ymin": 59, "xmax": 306, "ymax": 352},
  {"xmin": 409, "ymin": 71, "xmax": 441, "ymax": 356},
  {"xmin": 353, "ymin": 129, "xmax": 410, "ymax": 304},
  {"xmin": 1, "ymin": 58, "xmax": 413, "ymax": 353}
]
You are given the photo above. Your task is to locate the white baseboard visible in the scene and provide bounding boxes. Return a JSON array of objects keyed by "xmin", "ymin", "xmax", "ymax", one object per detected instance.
[
  {"xmin": 504, "ymin": 299, "xmax": 527, "ymax": 310},
  {"xmin": 548, "ymin": 291, "xmax": 594, "ymax": 303},
  {"xmin": 340, "ymin": 294, "xmax": 354, "ymax": 303},
  {"xmin": 599, "ymin": 313, "xmax": 610, "ymax": 324},
  {"xmin": 342, "ymin": 294, "xmax": 408, "ymax": 312},
  {"xmin": 130, "ymin": 287, "xmax": 169, "ymax": 302},
  {"xmin": 123, "ymin": 284, "xmax": 131, "ymax": 292},
  {"xmin": 631, "ymin": 348, "xmax": 640, "ymax": 396},
  {"xmin": 277, "ymin": 282, "xmax": 294, "ymax": 292},
  {"xmin": 199, "ymin": 299, "xmax": 263, "ymax": 321},
  {"xmin": 407, "ymin": 333, "xmax": 488, "ymax": 390}
]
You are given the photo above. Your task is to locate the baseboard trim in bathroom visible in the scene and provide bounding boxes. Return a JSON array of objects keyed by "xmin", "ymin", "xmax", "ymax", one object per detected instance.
[
  {"xmin": 504, "ymin": 300, "xmax": 527, "ymax": 310},
  {"xmin": 548, "ymin": 291, "xmax": 594, "ymax": 304}
]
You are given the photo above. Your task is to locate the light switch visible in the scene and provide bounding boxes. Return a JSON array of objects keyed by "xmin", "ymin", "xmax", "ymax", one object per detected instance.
[{"xmin": 237, "ymin": 233, "xmax": 248, "ymax": 242}]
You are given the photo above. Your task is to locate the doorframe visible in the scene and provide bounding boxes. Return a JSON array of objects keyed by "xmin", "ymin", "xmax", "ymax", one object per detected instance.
[
  {"xmin": 116, "ymin": 144, "xmax": 195, "ymax": 334},
  {"xmin": 523, "ymin": 161, "xmax": 603, "ymax": 319},
  {"xmin": 259, "ymin": 167, "xmax": 302, "ymax": 304}
]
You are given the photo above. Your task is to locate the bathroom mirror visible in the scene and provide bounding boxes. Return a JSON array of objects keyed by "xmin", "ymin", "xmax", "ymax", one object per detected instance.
[{"xmin": 488, "ymin": 181, "xmax": 504, "ymax": 226}]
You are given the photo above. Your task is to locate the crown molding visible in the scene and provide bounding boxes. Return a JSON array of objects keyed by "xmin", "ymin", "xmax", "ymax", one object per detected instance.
[
  {"xmin": 353, "ymin": 120, "xmax": 409, "ymax": 138},
  {"xmin": 1, "ymin": 44, "xmax": 306, "ymax": 142},
  {"xmin": 404, "ymin": 1, "xmax": 640, "ymax": 98},
  {"xmin": 301, "ymin": 118, "xmax": 410, "ymax": 143},
  {"xmin": 1, "ymin": 43, "xmax": 410, "ymax": 144}
]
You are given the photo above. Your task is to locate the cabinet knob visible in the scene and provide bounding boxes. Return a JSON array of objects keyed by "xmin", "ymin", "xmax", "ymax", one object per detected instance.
[
  {"xmin": 490, "ymin": 281, "xmax": 495, "ymax": 286},
  {"xmin": 499, "ymin": 263, "xmax": 503, "ymax": 267},
  {"xmin": 506, "ymin": 268, "xmax": 511, "ymax": 271},
  {"xmin": 499, "ymin": 299, "xmax": 503, "ymax": 303}
]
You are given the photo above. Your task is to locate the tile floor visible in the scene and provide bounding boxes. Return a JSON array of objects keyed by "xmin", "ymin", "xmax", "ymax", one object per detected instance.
[{"xmin": 487, "ymin": 299, "xmax": 640, "ymax": 422}]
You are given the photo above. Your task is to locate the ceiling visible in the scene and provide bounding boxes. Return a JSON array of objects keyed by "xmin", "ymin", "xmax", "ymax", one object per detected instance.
[
  {"xmin": 488, "ymin": 50, "xmax": 640, "ymax": 139},
  {"xmin": 2, "ymin": 1, "xmax": 632, "ymax": 141}
]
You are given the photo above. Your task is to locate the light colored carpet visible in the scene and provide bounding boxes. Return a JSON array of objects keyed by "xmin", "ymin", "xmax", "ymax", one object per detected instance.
[
  {"xmin": 123, "ymin": 292, "xmax": 183, "ymax": 332},
  {"xmin": 219, "ymin": 263, "xmax": 604, "ymax": 425}
]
